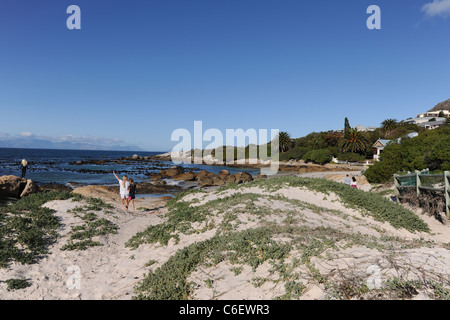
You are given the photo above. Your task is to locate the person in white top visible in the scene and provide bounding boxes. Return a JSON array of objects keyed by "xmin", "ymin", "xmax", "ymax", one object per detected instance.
[
  {"xmin": 344, "ymin": 174, "xmax": 351, "ymax": 185},
  {"xmin": 113, "ymin": 170, "xmax": 130, "ymax": 210}
]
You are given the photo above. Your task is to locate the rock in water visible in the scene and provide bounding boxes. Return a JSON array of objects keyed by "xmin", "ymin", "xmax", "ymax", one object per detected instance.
[
  {"xmin": 173, "ymin": 172, "xmax": 196, "ymax": 181},
  {"xmin": 166, "ymin": 166, "xmax": 184, "ymax": 177}
]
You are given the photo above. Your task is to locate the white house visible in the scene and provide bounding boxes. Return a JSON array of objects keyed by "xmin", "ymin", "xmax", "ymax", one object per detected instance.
[
  {"xmin": 372, "ymin": 139, "xmax": 392, "ymax": 161},
  {"xmin": 417, "ymin": 110, "xmax": 449, "ymax": 118},
  {"xmin": 373, "ymin": 132, "xmax": 419, "ymax": 161},
  {"xmin": 401, "ymin": 117, "xmax": 446, "ymax": 125},
  {"xmin": 418, "ymin": 119, "xmax": 446, "ymax": 130},
  {"xmin": 354, "ymin": 124, "xmax": 378, "ymax": 132}
]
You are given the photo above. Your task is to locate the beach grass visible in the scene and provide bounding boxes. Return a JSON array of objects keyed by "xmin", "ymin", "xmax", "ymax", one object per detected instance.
[
  {"xmin": 0, "ymin": 191, "xmax": 74, "ymax": 268},
  {"xmin": 0, "ymin": 190, "xmax": 117, "ymax": 269},
  {"xmin": 220, "ymin": 176, "xmax": 430, "ymax": 233},
  {"xmin": 62, "ymin": 196, "xmax": 117, "ymax": 251},
  {"xmin": 128, "ymin": 176, "xmax": 436, "ymax": 300}
]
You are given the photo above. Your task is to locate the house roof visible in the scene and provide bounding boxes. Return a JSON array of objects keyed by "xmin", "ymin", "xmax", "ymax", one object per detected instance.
[{"xmin": 373, "ymin": 139, "xmax": 391, "ymax": 148}]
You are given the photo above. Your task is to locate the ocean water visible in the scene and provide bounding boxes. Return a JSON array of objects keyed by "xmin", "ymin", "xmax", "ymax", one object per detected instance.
[{"xmin": 0, "ymin": 148, "xmax": 260, "ymax": 186}]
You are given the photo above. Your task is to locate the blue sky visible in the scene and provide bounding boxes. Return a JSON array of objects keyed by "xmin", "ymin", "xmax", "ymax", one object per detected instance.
[{"xmin": 1, "ymin": 0, "xmax": 450, "ymax": 151}]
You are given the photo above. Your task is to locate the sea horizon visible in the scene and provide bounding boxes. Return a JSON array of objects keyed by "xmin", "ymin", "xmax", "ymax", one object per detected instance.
[{"xmin": 0, "ymin": 147, "xmax": 260, "ymax": 186}]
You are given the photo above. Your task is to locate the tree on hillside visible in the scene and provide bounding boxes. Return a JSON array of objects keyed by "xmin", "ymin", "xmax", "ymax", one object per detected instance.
[
  {"xmin": 380, "ymin": 118, "xmax": 398, "ymax": 137},
  {"xmin": 323, "ymin": 131, "xmax": 343, "ymax": 147},
  {"xmin": 277, "ymin": 131, "xmax": 293, "ymax": 153},
  {"xmin": 338, "ymin": 128, "xmax": 369, "ymax": 153},
  {"xmin": 344, "ymin": 117, "xmax": 351, "ymax": 137}
]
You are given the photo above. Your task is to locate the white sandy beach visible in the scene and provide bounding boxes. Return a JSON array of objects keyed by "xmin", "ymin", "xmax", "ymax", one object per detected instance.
[{"xmin": 0, "ymin": 174, "xmax": 449, "ymax": 300}]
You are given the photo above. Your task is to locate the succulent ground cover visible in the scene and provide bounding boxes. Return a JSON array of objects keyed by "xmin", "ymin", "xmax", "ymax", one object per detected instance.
[
  {"xmin": 0, "ymin": 190, "xmax": 118, "ymax": 289},
  {"xmin": 127, "ymin": 176, "xmax": 449, "ymax": 300}
]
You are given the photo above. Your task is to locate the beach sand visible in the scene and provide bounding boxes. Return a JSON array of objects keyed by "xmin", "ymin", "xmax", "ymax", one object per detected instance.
[{"xmin": 0, "ymin": 175, "xmax": 449, "ymax": 300}]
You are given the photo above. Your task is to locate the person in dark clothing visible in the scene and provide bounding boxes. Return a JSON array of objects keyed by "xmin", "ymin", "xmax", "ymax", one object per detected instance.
[
  {"xmin": 21, "ymin": 159, "xmax": 28, "ymax": 179},
  {"xmin": 128, "ymin": 178, "xmax": 137, "ymax": 212}
]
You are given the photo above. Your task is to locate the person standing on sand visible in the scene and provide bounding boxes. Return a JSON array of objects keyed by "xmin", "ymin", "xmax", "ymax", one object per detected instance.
[
  {"xmin": 351, "ymin": 176, "xmax": 358, "ymax": 189},
  {"xmin": 113, "ymin": 170, "xmax": 130, "ymax": 210},
  {"xmin": 21, "ymin": 159, "xmax": 28, "ymax": 179},
  {"xmin": 128, "ymin": 178, "xmax": 136, "ymax": 213}
]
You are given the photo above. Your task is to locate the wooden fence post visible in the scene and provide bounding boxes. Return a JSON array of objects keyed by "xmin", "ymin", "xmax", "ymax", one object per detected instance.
[
  {"xmin": 415, "ymin": 170, "xmax": 421, "ymax": 197},
  {"xmin": 445, "ymin": 171, "xmax": 449, "ymax": 218}
]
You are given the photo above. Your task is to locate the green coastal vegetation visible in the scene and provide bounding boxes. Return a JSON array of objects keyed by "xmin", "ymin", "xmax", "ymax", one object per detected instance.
[
  {"xmin": 188, "ymin": 114, "xmax": 448, "ymax": 186},
  {"xmin": 364, "ymin": 125, "xmax": 450, "ymax": 183},
  {"xmin": 0, "ymin": 190, "xmax": 118, "ymax": 288},
  {"xmin": 0, "ymin": 191, "xmax": 74, "ymax": 269},
  {"xmin": 278, "ymin": 117, "xmax": 426, "ymax": 164},
  {"xmin": 126, "ymin": 176, "xmax": 441, "ymax": 300},
  {"xmin": 0, "ymin": 166, "xmax": 447, "ymax": 299},
  {"xmin": 183, "ymin": 109, "xmax": 449, "ymax": 188},
  {"xmin": 277, "ymin": 116, "xmax": 449, "ymax": 184},
  {"xmin": 1, "ymin": 109, "xmax": 448, "ymax": 298}
]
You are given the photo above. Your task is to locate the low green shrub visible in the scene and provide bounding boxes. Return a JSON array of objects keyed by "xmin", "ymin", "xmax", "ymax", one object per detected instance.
[
  {"xmin": 337, "ymin": 152, "xmax": 366, "ymax": 162},
  {"xmin": 303, "ymin": 149, "xmax": 333, "ymax": 165}
]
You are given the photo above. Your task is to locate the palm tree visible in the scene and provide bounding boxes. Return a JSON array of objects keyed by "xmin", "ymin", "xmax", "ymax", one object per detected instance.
[
  {"xmin": 380, "ymin": 118, "xmax": 398, "ymax": 137},
  {"xmin": 338, "ymin": 128, "xmax": 369, "ymax": 153},
  {"xmin": 277, "ymin": 131, "xmax": 293, "ymax": 153}
]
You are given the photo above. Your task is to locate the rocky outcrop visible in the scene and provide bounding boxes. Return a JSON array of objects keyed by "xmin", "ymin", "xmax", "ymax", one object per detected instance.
[
  {"xmin": 165, "ymin": 166, "xmax": 184, "ymax": 177},
  {"xmin": 197, "ymin": 176, "xmax": 215, "ymax": 187},
  {"xmin": 195, "ymin": 170, "xmax": 256, "ymax": 187},
  {"xmin": 149, "ymin": 165, "xmax": 262, "ymax": 188},
  {"xmin": 0, "ymin": 175, "xmax": 22, "ymax": 198},
  {"xmin": 0, "ymin": 175, "xmax": 39, "ymax": 198},
  {"xmin": 217, "ymin": 170, "xmax": 230, "ymax": 179},
  {"xmin": 212, "ymin": 176, "xmax": 226, "ymax": 186},
  {"xmin": 20, "ymin": 179, "xmax": 39, "ymax": 198},
  {"xmin": 196, "ymin": 170, "xmax": 209, "ymax": 179},
  {"xmin": 232, "ymin": 172, "xmax": 253, "ymax": 183},
  {"xmin": 173, "ymin": 172, "xmax": 196, "ymax": 181}
]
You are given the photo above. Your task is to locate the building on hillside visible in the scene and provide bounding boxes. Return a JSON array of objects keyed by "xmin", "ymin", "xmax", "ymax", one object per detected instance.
[
  {"xmin": 401, "ymin": 116, "xmax": 446, "ymax": 130},
  {"xmin": 353, "ymin": 124, "xmax": 378, "ymax": 132},
  {"xmin": 417, "ymin": 110, "xmax": 450, "ymax": 118},
  {"xmin": 396, "ymin": 132, "xmax": 419, "ymax": 142},
  {"xmin": 401, "ymin": 117, "xmax": 446, "ymax": 125},
  {"xmin": 417, "ymin": 119, "xmax": 446, "ymax": 130},
  {"xmin": 372, "ymin": 139, "xmax": 392, "ymax": 161}
]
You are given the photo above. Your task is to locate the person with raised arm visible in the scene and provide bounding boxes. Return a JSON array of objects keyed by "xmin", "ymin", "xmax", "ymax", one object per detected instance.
[{"xmin": 113, "ymin": 170, "xmax": 130, "ymax": 210}]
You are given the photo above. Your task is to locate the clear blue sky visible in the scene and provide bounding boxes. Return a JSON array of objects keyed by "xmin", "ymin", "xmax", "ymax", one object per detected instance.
[{"xmin": 1, "ymin": 0, "xmax": 450, "ymax": 151}]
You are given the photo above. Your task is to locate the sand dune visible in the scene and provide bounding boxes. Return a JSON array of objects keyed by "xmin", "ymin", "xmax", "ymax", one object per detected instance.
[{"xmin": 1, "ymin": 176, "xmax": 449, "ymax": 300}]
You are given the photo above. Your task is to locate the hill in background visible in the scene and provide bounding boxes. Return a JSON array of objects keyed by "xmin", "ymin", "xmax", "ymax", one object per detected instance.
[{"xmin": 428, "ymin": 98, "xmax": 450, "ymax": 112}]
